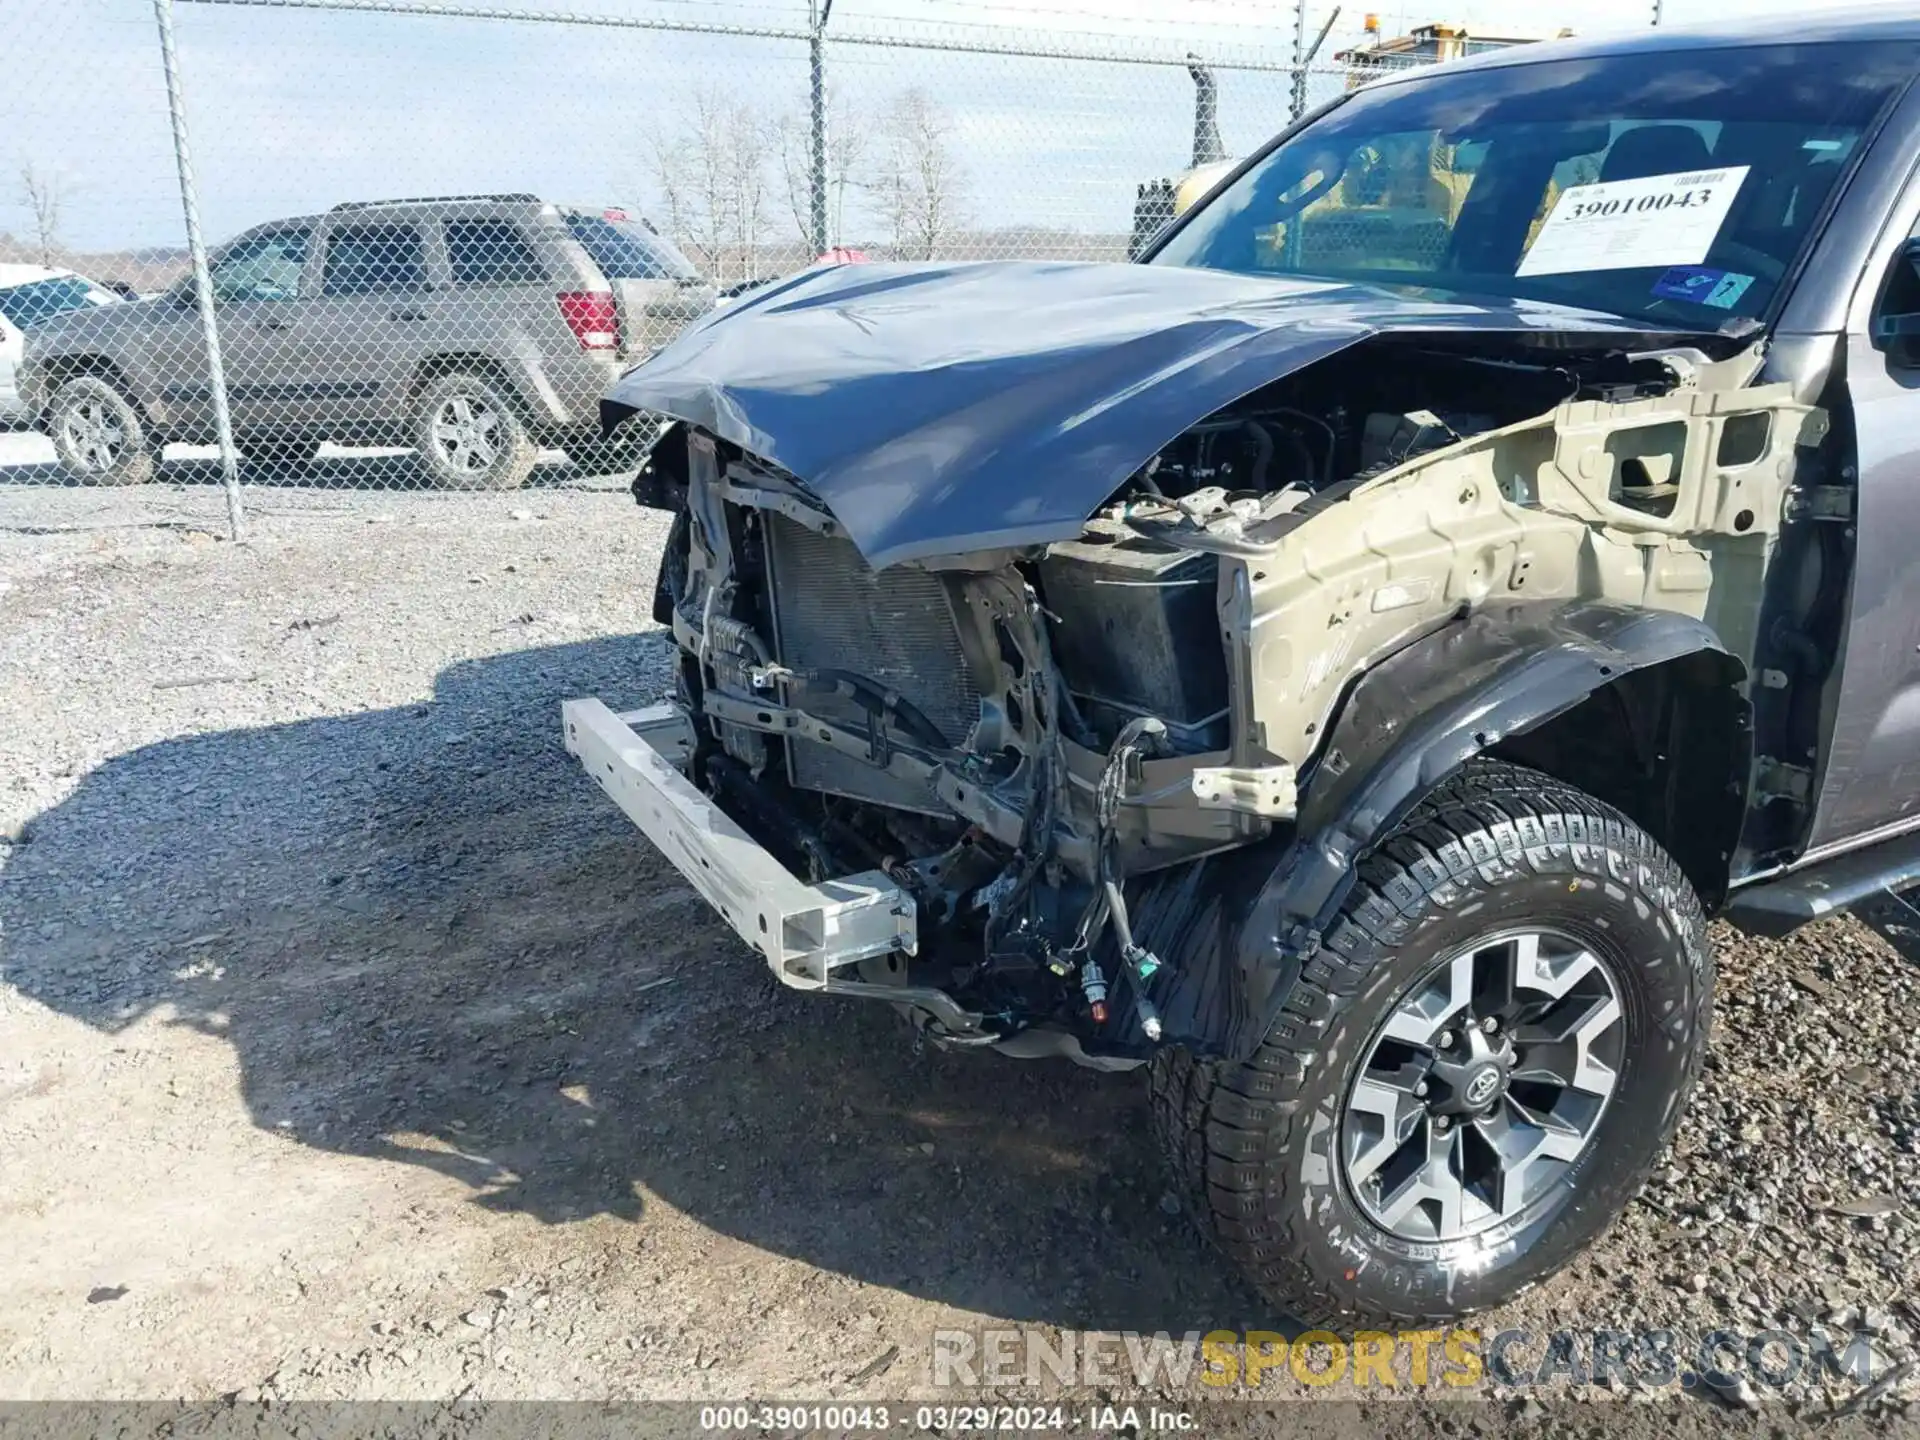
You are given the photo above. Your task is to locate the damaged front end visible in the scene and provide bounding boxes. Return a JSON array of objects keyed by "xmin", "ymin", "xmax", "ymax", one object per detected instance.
[
  {"xmin": 573, "ymin": 276, "xmax": 1821, "ymax": 1066},
  {"xmin": 624, "ymin": 423, "xmax": 1267, "ymax": 1067}
]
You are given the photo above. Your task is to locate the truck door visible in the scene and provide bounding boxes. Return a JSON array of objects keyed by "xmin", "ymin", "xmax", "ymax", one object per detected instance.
[{"xmin": 1810, "ymin": 221, "xmax": 1920, "ymax": 847}]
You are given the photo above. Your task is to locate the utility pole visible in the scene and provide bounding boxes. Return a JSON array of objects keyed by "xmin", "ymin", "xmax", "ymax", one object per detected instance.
[
  {"xmin": 809, "ymin": 0, "xmax": 834, "ymax": 256},
  {"xmin": 1651, "ymin": 1, "xmax": 1664, "ymax": 24},
  {"xmin": 152, "ymin": 0, "xmax": 244, "ymax": 542},
  {"xmin": 1291, "ymin": 6, "xmax": 1342, "ymax": 121}
]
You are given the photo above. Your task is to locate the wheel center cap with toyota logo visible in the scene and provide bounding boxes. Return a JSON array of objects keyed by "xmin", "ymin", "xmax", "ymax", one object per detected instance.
[{"xmin": 1464, "ymin": 1065, "xmax": 1504, "ymax": 1109}]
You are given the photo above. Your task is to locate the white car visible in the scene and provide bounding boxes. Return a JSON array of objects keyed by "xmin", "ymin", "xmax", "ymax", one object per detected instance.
[{"xmin": 0, "ymin": 263, "xmax": 122, "ymax": 422}]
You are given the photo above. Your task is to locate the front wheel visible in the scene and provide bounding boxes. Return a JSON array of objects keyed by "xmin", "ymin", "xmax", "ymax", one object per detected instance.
[
  {"xmin": 47, "ymin": 376, "xmax": 158, "ymax": 486},
  {"xmin": 411, "ymin": 372, "xmax": 537, "ymax": 491},
  {"xmin": 1149, "ymin": 760, "xmax": 1712, "ymax": 1323}
]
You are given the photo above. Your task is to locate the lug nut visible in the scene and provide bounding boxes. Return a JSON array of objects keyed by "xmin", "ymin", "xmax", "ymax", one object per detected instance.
[
  {"xmin": 1435, "ymin": 1116, "xmax": 1452, "ymax": 1132},
  {"xmin": 1482, "ymin": 1016, "xmax": 1499, "ymax": 1033},
  {"xmin": 1413, "ymin": 1082, "xmax": 1429, "ymax": 1098},
  {"xmin": 1437, "ymin": 1030, "xmax": 1455, "ymax": 1049}
]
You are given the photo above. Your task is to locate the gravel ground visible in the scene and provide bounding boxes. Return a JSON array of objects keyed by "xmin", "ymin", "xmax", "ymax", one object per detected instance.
[{"xmin": 1, "ymin": 477, "xmax": 1917, "ymax": 1432}]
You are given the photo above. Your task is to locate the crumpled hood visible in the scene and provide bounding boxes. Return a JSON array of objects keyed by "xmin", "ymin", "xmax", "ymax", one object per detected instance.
[{"xmin": 605, "ymin": 260, "xmax": 1666, "ymax": 568}]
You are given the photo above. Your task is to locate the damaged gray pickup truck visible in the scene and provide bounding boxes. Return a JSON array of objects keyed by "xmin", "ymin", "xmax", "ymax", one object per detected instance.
[{"xmin": 567, "ymin": 17, "xmax": 1920, "ymax": 1320}]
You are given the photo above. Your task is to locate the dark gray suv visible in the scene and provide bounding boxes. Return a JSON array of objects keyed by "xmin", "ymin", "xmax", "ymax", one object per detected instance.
[{"xmin": 19, "ymin": 195, "xmax": 714, "ymax": 489}]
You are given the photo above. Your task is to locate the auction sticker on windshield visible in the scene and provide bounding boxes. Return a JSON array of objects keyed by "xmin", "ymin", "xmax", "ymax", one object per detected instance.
[{"xmin": 1517, "ymin": 165, "xmax": 1750, "ymax": 278}]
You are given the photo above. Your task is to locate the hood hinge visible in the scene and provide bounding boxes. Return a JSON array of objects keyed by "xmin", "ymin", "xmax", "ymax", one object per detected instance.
[{"xmin": 1784, "ymin": 485, "xmax": 1855, "ymax": 523}]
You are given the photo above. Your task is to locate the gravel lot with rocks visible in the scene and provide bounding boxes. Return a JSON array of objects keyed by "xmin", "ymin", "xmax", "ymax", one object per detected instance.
[{"xmin": 1, "ymin": 471, "xmax": 1917, "ymax": 1433}]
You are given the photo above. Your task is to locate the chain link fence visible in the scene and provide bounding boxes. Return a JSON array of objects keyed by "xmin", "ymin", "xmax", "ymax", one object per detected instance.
[{"xmin": 2, "ymin": 0, "xmax": 1604, "ymax": 534}]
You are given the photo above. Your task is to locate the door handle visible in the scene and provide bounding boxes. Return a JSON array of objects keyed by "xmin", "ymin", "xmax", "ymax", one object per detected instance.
[{"xmin": 388, "ymin": 308, "xmax": 426, "ymax": 323}]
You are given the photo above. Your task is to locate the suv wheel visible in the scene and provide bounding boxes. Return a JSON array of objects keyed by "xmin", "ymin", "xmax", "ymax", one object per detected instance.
[
  {"xmin": 412, "ymin": 372, "xmax": 537, "ymax": 491},
  {"xmin": 48, "ymin": 376, "xmax": 158, "ymax": 486},
  {"xmin": 1149, "ymin": 760, "xmax": 1712, "ymax": 1323}
]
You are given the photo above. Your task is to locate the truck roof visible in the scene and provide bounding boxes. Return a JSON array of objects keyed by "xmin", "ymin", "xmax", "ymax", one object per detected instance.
[{"xmin": 1368, "ymin": 6, "xmax": 1920, "ymax": 89}]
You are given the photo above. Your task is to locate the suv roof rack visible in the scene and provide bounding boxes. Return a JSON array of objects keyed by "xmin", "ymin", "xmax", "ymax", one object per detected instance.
[{"xmin": 330, "ymin": 194, "xmax": 542, "ymax": 212}]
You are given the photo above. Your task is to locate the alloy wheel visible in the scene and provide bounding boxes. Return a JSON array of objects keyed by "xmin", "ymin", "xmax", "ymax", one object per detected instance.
[
  {"xmin": 429, "ymin": 393, "xmax": 501, "ymax": 475},
  {"xmin": 1340, "ymin": 927, "xmax": 1625, "ymax": 1243},
  {"xmin": 61, "ymin": 399, "xmax": 126, "ymax": 473}
]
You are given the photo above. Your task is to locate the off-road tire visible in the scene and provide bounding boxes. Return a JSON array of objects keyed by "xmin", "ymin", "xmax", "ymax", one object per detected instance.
[
  {"xmin": 47, "ymin": 376, "xmax": 157, "ymax": 486},
  {"xmin": 411, "ymin": 372, "xmax": 537, "ymax": 491},
  {"xmin": 1148, "ymin": 760, "xmax": 1713, "ymax": 1323}
]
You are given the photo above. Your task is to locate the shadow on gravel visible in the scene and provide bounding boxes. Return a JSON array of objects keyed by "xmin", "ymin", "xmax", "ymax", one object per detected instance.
[{"xmin": 0, "ymin": 636, "xmax": 1265, "ymax": 1334}]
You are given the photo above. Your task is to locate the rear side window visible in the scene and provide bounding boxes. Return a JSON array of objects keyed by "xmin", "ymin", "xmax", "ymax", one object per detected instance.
[
  {"xmin": 562, "ymin": 214, "xmax": 701, "ymax": 281},
  {"xmin": 445, "ymin": 219, "xmax": 547, "ymax": 286},
  {"xmin": 322, "ymin": 224, "xmax": 427, "ymax": 295}
]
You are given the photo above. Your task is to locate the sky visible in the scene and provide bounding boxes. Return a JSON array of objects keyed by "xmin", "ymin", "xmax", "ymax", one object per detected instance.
[{"xmin": 0, "ymin": 0, "xmax": 1898, "ymax": 256}]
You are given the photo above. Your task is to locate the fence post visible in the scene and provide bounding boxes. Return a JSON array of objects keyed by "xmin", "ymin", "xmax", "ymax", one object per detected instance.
[
  {"xmin": 151, "ymin": 0, "xmax": 245, "ymax": 543},
  {"xmin": 1289, "ymin": 1, "xmax": 1310, "ymax": 120},
  {"xmin": 808, "ymin": 0, "xmax": 834, "ymax": 255}
]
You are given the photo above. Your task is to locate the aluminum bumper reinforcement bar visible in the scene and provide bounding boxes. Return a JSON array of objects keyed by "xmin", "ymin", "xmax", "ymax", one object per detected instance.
[{"xmin": 562, "ymin": 698, "xmax": 917, "ymax": 988}]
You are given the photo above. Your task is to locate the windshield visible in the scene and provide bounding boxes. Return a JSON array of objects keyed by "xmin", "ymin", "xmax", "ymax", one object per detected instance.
[
  {"xmin": 564, "ymin": 214, "xmax": 703, "ymax": 282},
  {"xmin": 1152, "ymin": 42, "xmax": 1918, "ymax": 328},
  {"xmin": 0, "ymin": 275, "xmax": 117, "ymax": 329}
]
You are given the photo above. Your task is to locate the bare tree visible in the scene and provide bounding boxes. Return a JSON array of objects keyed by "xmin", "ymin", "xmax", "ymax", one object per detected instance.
[
  {"xmin": 724, "ymin": 99, "xmax": 771, "ymax": 280},
  {"xmin": 641, "ymin": 89, "xmax": 774, "ymax": 285},
  {"xmin": 874, "ymin": 89, "xmax": 968, "ymax": 261},
  {"xmin": 686, "ymin": 90, "xmax": 734, "ymax": 275},
  {"xmin": 18, "ymin": 163, "xmax": 64, "ymax": 266},
  {"xmin": 775, "ymin": 86, "xmax": 867, "ymax": 252},
  {"xmin": 643, "ymin": 127, "xmax": 692, "ymax": 248}
]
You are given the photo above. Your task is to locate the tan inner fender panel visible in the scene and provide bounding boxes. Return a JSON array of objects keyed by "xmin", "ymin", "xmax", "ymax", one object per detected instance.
[{"xmin": 1207, "ymin": 384, "xmax": 1828, "ymax": 769}]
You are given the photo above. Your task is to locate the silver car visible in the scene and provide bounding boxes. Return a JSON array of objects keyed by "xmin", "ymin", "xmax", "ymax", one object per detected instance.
[
  {"xmin": 0, "ymin": 265, "xmax": 123, "ymax": 423},
  {"xmin": 18, "ymin": 195, "xmax": 713, "ymax": 489}
]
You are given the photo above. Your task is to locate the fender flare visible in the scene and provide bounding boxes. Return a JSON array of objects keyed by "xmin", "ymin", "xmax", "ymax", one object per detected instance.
[{"xmin": 1222, "ymin": 598, "xmax": 1749, "ymax": 1060}]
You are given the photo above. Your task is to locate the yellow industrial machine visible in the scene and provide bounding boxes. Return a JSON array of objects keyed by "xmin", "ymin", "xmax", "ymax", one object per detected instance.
[
  {"xmin": 1130, "ymin": 18, "xmax": 1555, "ymax": 260},
  {"xmin": 1129, "ymin": 60, "xmax": 1233, "ymax": 260}
]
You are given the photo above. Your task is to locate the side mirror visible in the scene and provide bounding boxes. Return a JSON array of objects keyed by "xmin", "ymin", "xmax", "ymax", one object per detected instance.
[
  {"xmin": 1873, "ymin": 239, "xmax": 1920, "ymax": 367},
  {"xmin": 1903, "ymin": 235, "xmax": 1920, "ymax": 284},
  {"xmin": 171, "ymin": 281, "xmax": 199, "ymax": 311},
  {"xmin": 1874, "ymin": 311, "xmax": 1920, "ymax": 369}
]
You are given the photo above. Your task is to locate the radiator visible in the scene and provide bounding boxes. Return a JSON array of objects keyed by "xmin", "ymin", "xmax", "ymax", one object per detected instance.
[{"xmin": 763, "ymin": 514, "xmax": 979, "ymax": 813}]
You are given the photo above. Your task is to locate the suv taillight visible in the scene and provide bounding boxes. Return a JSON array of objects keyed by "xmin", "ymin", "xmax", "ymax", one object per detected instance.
[{"xmin": 557, "ymin": 291, "xmax": 618, "ymax": 350}]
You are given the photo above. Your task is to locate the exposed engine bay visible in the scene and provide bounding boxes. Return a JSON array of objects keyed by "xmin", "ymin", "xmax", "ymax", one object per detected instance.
[{"xmin": 635, "ymin": 332, "xmax": 1828, "ymax": 1063}]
